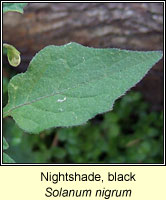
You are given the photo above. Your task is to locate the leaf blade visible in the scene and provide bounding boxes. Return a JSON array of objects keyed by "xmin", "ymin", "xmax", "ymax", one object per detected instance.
[{"xmin": 3, "ymin": 42, "xmax": 163, "ymax": 133}]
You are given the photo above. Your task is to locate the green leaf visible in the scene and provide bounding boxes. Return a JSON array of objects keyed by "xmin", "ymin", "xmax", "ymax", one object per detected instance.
[
  {"xmin": 3, "ymin": 42, "xmax": 163, "ymax": 133},
  {"xmin": 3, "ymin": 153, "xmax": 15, "ymax": 163},
  {"xmin": 3, "ymin": 3, "xmax": 27, "ymax": 14},
  {"xmin": 3, "ymin": 77, "xmax": 9, "ymax": 94},
  {"xmin": 3, "ymin": 137, "xmax": 9, "ymax": 150},
  {"xmin": 3, "ymin": 43, "xmax": 21, "ymax": 67}
]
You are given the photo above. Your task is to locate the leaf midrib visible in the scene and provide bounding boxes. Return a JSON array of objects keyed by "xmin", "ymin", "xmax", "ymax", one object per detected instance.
[
  {"xmin": 3, "ymin": 54, "xmax": 147, "ymax": 117},
  {"xmin": 3, "ymin": 72, "xmax": 112, "ymax": 117}
]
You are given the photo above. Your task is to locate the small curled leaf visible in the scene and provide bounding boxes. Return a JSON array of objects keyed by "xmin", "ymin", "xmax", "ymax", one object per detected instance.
[{"xmin": 3, "ymin": 43, "xmax": 21, "ymax": 67}]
